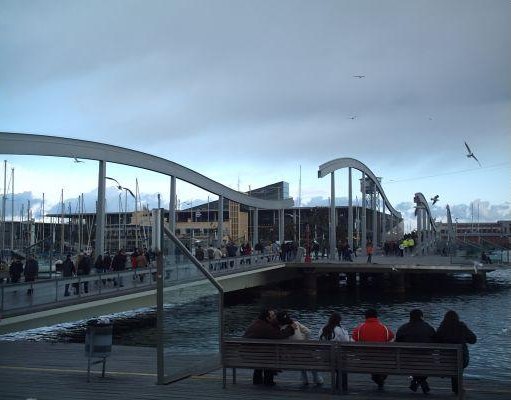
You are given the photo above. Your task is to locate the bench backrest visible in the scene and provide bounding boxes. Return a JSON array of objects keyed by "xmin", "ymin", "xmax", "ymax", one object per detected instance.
[
  {"xmin": 223, "ymin": 339, "xmax": 335, "ymax": 371},
  {"xmin": 338, "ymin": 342, "xmax": 462, "ymax": 377}
]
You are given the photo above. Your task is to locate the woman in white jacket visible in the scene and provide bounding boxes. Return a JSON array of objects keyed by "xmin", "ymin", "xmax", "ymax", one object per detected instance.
[
  {"xmin": 319, "ymin": 312, "xmax": 351, "ymax": 342},
  {"xmin": 277, "ymin": 310, "xmax": 324, "ymax": 387},
  {"xmin": 319, "ymin": 312, "xmax": 351, "ymax": 391}
]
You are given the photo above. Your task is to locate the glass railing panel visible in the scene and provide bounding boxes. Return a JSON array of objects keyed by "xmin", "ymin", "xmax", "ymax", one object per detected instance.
[{"xmin": 157, "ymin": 226, "xmax": 223, "ymax": 384}]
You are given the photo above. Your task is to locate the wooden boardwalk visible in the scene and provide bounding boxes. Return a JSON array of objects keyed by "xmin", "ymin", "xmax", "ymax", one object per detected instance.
[{"xmin": 0, "ymin": 342, "xmax": 509, "ymax": 399}]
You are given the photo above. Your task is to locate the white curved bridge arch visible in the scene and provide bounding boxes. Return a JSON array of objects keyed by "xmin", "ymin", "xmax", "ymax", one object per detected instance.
[
  {"xmin": 0, "ymin": 132, "xmax": 294, "ymax": 254},
  {"xmin": 318, "ymin": 157, "xmax": 402, "ymax": 259},
  {"xmin": 414, "ymin": 192, "xmax": 437, "ymax": 254}
]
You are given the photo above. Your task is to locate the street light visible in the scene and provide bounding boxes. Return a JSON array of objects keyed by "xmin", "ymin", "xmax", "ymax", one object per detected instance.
[{"xmin": 106, "ymin": 177, "xmax": 136, "ymax": 249}]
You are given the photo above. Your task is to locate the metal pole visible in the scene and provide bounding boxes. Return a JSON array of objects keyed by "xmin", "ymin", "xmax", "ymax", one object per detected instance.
[
  {"xmin": 124, "ymin": 190, "xmax": 128, "ymax": 249},
  {"xmin": 253, "ymin": 208, "xmax": 259, "ymax": 248},
  {"xmin": 361, "ymin": 172, "xmax": 367, "ymax": 255},
  {"xmin": 329, "ymin": 172, "xmax": 336, "ymax": 260},
  {"xmin": 96, "ymin": 161, "xmax": 106, "ymax": 257},
  {"xmin": 154, "ymin": 208, "xmax": 165, "ymax": 384},
  {"xmin": 218, "ymin": 196, "xmax": 224, "ymax": 247},
  {"xmin": 1, "ymin": 160, "xmax": 6, "ymax": 253},
  {"xmin": 169, "ymin": 176, "xmax": 176, "ymax": 233},
  {"xmin": 348, "ymin": 167, "xmax": 353, "ymax": 251}
]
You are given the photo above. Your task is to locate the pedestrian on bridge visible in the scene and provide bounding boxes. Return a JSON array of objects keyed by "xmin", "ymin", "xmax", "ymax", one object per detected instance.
[
  {"xmin": 24, "ymin": 254, "xmax": 39, "ymax": 295},
  {"xmin": 366, "ymin": 242, "xmax": 374, "ymax": 264},
  {"xmin": 9, "ymin": 256, "xmax": 24, "ymax": 284},
  {"xmin": 62, "ymin": 254, "xmax": 76, "ymax": 296}
]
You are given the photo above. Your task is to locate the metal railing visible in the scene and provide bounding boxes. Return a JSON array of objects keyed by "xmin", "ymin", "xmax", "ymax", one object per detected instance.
[{"xmin": 0, "ymin": 252, "xmax": 286, "ymax": 316}]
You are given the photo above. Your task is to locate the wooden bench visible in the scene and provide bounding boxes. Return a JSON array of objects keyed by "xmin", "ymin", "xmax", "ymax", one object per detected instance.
[
  {"xmin": 222, "ymin": 338, "xmax": 337, "ymax": 392},
  {"xmin": 338, "ymin": 342, "xmax": 464, "ymax": 399}
]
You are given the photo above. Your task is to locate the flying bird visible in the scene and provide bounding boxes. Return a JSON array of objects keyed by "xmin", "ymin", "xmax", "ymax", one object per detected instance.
[
  {"xmin": 431, "ymin": 195, "xmax": 439, "ymax": 205},
  {"xmin": 353, "ymin": 75, "xmax": 365, "ymax": 78},
  {"xmin": 464, "ymin": 141, "xmax": 481, "ymax": 167},
  {"xmin": 348, "ymin": 116, "xmax": 357, "ymax": 120},
  {"xmin": 72, "ymin": 155, "xmax": 84, "ymax": 163}
]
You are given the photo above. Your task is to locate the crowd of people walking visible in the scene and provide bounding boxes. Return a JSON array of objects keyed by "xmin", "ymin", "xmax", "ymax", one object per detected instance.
[{"xmin": 243, "ymin": 307, "xmax": 476, "ymax": 394}]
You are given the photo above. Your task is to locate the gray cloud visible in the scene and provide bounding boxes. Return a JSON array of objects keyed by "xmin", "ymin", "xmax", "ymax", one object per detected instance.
[{"xmin": 0, "ymin": 0, "xmax": 509, "ymax": 206}]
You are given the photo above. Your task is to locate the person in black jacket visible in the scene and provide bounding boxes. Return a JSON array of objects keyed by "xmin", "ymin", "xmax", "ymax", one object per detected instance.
[
  {"xmin": 24, "ymin": 254, "xmax": 39, "ymax": 295},
  {"xmin": 9, "ymin": 256, "xmax": 24, "ymax": 283},
  {"xmin": 244, "ymin": 308, "xmax": 295, "ymax": 386},
  {"xmin": 62, "ymin": 254, "xmax": 76, "ymax": 296},
  {"xmin": 435, "ymin": 310, "xmax": 477, "ymax": 394},
  {"xmin": 396, "ymin": 309, "xmax": 436, "ymax": 393}
]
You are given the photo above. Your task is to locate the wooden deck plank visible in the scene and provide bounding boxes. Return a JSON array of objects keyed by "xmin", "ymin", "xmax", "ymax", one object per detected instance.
[{"xmin": 0, "ymin": 342, "xmax": 509, "ymax": 399}]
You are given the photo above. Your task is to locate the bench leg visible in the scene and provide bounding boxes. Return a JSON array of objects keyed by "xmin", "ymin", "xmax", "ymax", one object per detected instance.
[
  {"xmin": 341, "ymin": 372, "xmax": 348, "ymax": 393},
  {"xmin": 458, "ymin": 373, "xmax": 464, "ymax": 400}
]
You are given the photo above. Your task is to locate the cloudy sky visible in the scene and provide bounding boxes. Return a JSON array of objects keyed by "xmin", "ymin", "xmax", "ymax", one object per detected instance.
[{"xmin": 1, "ymin": 0, "xmax": 510, "ymax": 227}]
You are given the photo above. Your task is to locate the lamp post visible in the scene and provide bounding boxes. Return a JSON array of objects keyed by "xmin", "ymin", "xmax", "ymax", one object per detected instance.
[{"xmin": 106, "ymin": 177, "xmax": 135, "ymax": 250}]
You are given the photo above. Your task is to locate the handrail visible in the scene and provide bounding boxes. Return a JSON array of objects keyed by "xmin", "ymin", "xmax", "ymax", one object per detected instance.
[{"xmin": 0, "ymin": 132, "xmax": 294, "ymax": 210}]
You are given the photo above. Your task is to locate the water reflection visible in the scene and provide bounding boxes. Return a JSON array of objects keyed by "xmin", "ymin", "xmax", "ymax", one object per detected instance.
[{"xmin": 1, "ymin": 269, "xmax": 510, "ymax": 381}]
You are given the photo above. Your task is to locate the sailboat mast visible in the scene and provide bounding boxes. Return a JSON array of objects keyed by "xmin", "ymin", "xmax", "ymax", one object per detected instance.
[
  {"xmin": 11, "ymin": 167, "xmax": 14, "ymax": 250},
  {"xmin": 60, "ymin": 189, "xmax": 65, "ymax": 255},
  {"xmin": 298, "ymin": 165, "xmax": 301, "ymax": 245},
  {"xmin": 1, "ymin": 160, "xmax": 6, "ymax": 253}
]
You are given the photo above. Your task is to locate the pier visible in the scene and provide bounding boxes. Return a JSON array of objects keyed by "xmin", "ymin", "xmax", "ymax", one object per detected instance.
[{"xmin": 0, "ymin": 341, "xmax": 509, "ymax": 399}]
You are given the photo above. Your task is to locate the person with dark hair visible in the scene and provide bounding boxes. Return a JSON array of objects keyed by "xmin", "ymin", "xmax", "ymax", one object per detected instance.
[
  {"xmin": 319, "ymin": 312, "xmax": 351, "ymax": 342},
  {"xmin": 396, "ymin": 309, "xmax": 436, "ymax": 393},
  {"xmin": 277, "ymin": 310, "xmax": 323, "ymax": 387},
  {"xmin": 352, "ymin": 308, "xmax": 394, "ymax": 390},
  {"xmin": 435, "ymin": 310, "xmax": 477, "ymax": 395},
  {"xmin": 62, "ymin": 254, "xmax": 76, "ymax": 296},
  {"xmin": 24, "ymin": 254, "xmax": 39, "ymax": 295},
  {"xmin": 319, "ymin": 312, "xmax": 351, "ymax": 390},
  {"xmin": 9, "ymin": 256, "xmax": 24, "ymax": 284},
  {"xmin": 244, "ymin": 308, "xmax": 295, "ymax": 386}
]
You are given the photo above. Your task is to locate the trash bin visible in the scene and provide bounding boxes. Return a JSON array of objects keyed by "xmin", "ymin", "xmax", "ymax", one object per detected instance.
[{"xmin": 85, "ymin": 318, "xmax": 112, "ymax": 381}]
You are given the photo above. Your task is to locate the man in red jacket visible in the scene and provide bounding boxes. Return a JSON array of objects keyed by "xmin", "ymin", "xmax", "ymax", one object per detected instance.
[{"xmin": 352, "ymin": 308, "xmax": 395, "ymax": 389}]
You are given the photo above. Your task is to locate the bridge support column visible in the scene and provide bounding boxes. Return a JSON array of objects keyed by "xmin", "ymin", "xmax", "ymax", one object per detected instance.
[
  {"xmin": 253, "ymin": 208, "xmax": 259, "ymax": 248},
  {"xmin": 95, "ymin": 160, "xmax": 106, "ymax": 257},
  {"xmin": 218, "ymin": 195, "xmax": 224, "ymax": 246},
  {"xmin": 279, "ymin": 208, "xmax": 284, "ymax": 246},
  {"xmin": 381, "ymin": 204, "xmax": 386, "ymax": 248},
  {"xmin": 390, "ymin": 271, "xmax": 406, "ymax": 293},
  {"xmin": 348, "ymin": 167, "xmax": 353, "ymax": 251},
  {"xmin": 422, "ymin": 210, "xmax": 427, "ymax": 255},
  {"xmin": 169, "ymin": 176, "xmax": 176, "ymax": 233},
  {"xmin": 472, "ymin": 271, "xmax": 487, "ymax": 289},
  {"xmin": 372, "ymin": 187, "xmax": 377, "ymax": 246},
  {"xmin": 361, "ymin": 172, "xmax": 367, "ymax": 255},
  {"xmin": 303, "ymin": 270, "xmax": 317, "ymax": 296},
  {"xmin": 329, "ymin": 172, "xmax": 336, "ymax": 260},
  {"xmin": 416, "ymin": 207, "xmax": 422, "ymax": 255},
  {"xmin": 346, "ymin": 272, "xmax": 357, "ymax": 288}
]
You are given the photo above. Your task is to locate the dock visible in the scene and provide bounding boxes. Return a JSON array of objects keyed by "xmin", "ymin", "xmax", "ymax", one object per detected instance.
[{"xmin": 0, "ymin": 342, "xmax": 509, "ymax": 399}]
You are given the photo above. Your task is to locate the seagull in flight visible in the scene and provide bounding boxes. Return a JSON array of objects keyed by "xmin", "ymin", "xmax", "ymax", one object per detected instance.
[
  {"xmin": 353, "ymin": 75, "xmax": 365, "ymax": 78},
  {"xmin": 464, "ymin": 141, "xmax": 481, "ymax": 167},
  {"xmin": 431, "ymin": 195, "xmax": 439, "ymax": 205},
  {"xmin": 72, "ymin": 155, "xmax": 84, "ymax": 163},
  {"xmin": 348, "ymin": 116, "xmax": 357, "ymax": 120}
]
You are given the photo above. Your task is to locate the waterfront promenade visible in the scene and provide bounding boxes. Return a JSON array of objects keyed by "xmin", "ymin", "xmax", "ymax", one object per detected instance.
[{"xmin": 0, "ymin": 342, "xmax": 509, "ymax": 399}]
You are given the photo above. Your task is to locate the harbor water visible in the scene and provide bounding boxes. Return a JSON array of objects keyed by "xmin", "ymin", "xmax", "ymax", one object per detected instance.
[{"xmin": 1, "ymin": 268, "xmax": 510, "ymax": 383}]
